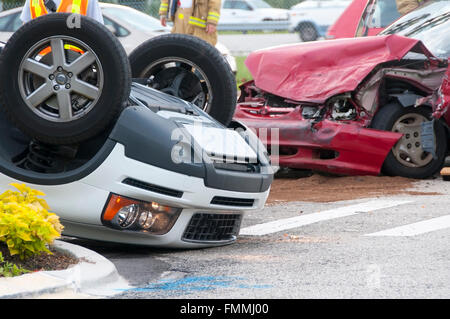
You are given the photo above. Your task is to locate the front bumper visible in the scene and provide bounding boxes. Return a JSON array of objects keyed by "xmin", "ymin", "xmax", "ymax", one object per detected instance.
[
  {"xmin": 62, "ymin": 209, "xmax": 246, "ymax": 248},
  {"xmin": 7, "ymin": 142, "xmax": 270, "ymax": 248},
  {"xmin": 234, "ymin": 104, "xmax": 402, "ymax": 176}
]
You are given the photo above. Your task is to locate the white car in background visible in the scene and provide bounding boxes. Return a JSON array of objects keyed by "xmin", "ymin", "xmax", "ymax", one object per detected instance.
[
  {"xmin": 220, "ymin": 0, "xmax": 289, "ymax": 24},
  {"xmin": 289, "ymin": 0, "xmax": 351, "ymax": 41},
  {"xmin": 0, "ymin": 3, "xmax": 237, "ymax": 73}
]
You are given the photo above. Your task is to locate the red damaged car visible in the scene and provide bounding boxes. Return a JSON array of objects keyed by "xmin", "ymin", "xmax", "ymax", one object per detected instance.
[{"xmin": 234, "ymin": 0, "xmax": 450, "ymax": 179}]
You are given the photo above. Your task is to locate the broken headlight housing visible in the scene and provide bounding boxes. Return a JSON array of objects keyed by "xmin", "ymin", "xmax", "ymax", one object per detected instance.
[{"xmin": 101, "ymin": 194, "xmax": 182, "ymax": 235}]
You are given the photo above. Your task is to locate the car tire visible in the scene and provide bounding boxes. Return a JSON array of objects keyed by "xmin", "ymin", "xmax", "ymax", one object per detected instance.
[
  {"xmin": 370, "ymin": 102, "xmax": 447, "ymax": 179},
  {"xmin": 0, "ymin": 14, "xmax": 131, "ymax": 145},
  {"xmin": 298, "ymin": 23, "xmax": 318, "ymax": 42},
  {"xmin": 129, "ymin": 34, "xmax": 237, "ymax": 126}
]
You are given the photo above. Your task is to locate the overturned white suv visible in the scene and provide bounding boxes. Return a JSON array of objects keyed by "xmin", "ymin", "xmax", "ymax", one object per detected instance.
[{"xmin": 0, "ymin": 14, "xmax": 273, "ymax": 248}]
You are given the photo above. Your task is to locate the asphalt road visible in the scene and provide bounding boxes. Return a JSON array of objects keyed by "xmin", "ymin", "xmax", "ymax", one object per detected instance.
[{"xmin": 65, "ymin": 176, "xmax": 450, "ymax": 299}]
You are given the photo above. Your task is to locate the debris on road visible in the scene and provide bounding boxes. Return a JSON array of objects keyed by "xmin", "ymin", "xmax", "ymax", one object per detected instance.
[{"xmin": 267, "ymin": 174, "xmax": 441, "ymax": 203}]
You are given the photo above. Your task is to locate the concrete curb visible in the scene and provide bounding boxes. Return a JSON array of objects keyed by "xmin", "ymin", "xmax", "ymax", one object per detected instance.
[{"xmin": 0, "ymin": 240, "xmax": 130, "ymax": 299}]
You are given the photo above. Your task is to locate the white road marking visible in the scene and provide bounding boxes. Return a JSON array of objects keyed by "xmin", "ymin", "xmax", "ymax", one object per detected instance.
[
  {"xmin": 240, "ymin": 200, "xmax": 411, "ymax": 236},
  {"xmin": 365, "ymin": 215, "xmax": 450, "ymax": 237}
]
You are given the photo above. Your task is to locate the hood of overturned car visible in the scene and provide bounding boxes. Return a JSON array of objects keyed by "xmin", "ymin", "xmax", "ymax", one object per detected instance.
[{"xmin": 245, "ymin": 34, "xmax": 434, "ymax": 103}]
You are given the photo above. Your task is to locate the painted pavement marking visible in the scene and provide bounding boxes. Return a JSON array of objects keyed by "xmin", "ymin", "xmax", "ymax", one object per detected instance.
[
  {"xmin": 365, "ymin": 214, "xmax": 450, "ymax": 237},
  {"xmin": 240, "ymin": 200, "xmax": 412, "ymax": 236}
]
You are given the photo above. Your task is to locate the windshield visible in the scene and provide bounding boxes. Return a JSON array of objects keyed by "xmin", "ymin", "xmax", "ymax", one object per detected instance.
[
  {"xmin": 102, "ymin": 6, "xmax": 167, "ymax": 32},
  {"xmin": 381, "ymin": 1, "xmax": 450, "ymax": 58},
  {"xmin": 248, "ymin": 0, "xmax": 272, "ymax": 9}
]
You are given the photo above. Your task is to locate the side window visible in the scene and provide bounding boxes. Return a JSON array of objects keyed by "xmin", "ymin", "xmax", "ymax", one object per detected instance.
[
  {"xmin": 234, "ymin": 1, "xmax": 252, "ymax": 10},
  {"xmin": 372, "ymin": 0, "xmax": 401, "ymax": 28},
  {"xmin": 223, "ymin": 0, "xmax": 234, "ymax": 9},
  {"xmin": 11, "ymin": 13, "xmax": 22, "ymax": 32},
  {"xmin": 0, "ymin": 15, "xmax": 12, "ymax": 32},
  {"xmin": 103, "ymin": 16, "xmax": 130, "ymax": 37}
]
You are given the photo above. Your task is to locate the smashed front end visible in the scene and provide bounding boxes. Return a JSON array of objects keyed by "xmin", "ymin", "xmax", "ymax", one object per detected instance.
[{"xmin": 233, "ymin": 35, "xmax": 449, "ymax": 175}]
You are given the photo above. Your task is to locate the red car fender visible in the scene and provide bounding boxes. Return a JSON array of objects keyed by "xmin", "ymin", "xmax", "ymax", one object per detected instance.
[{"xmin": 234, "ymin": 106, "xmax": 402, "ymax": 176}]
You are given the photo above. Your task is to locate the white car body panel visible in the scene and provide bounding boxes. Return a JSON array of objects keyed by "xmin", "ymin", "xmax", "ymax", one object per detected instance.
[
  {"xmin": 0, "ymin": 142, "xmax": 270, "ymax": 248},
  {"xmin": 288, "ymin": 0, "xmax": 351, "ymax": 34},
  {"xmin": 220, "ymin": 0, "xmax": 289, "ymax": 25}
]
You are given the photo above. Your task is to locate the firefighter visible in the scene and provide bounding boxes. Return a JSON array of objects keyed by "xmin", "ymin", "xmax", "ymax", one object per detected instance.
[
  {"xmin": 20, "ymin": 0, "xmax": 104, "ymax": 24},
  {"xmin": 159, "ymin": 0, "xmax": 221, "ymax": 46},
  {"xmin": 396, "ymin": 0, "xmax": 423, "ymax": 15}
]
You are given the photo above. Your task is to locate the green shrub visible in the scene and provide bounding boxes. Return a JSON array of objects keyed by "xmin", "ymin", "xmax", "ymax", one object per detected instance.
[
  {"xmin": 0, "ymin": 252, "xmax": 29, "ymax": 277},
  {"xmin": 0, "ymin": 184, "xmax": 64, "ymax": 260}
]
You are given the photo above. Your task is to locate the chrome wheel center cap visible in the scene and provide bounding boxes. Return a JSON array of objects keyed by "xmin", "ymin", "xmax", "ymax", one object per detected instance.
[{"xmin": 55, "ymin": 73, "xmax": 68, "ymax": 85}]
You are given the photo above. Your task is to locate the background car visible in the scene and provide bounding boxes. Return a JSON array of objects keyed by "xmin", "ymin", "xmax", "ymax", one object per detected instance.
[
  {"xmin": 219, "ymin": 0, "xmax": 289, "ymax": 27},
  {"xmin": 0, "ymin": 3, "xmax": 237, "ymax": 73},
  {"xmin": 288, "ymin": 0, "xmax": 352, "ymax": 41}
]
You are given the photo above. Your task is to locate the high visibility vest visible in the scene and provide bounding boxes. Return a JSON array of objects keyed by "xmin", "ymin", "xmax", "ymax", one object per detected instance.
[{"xmin": 30, "ymin": 0, "xmax": 89, "ymax": 19}]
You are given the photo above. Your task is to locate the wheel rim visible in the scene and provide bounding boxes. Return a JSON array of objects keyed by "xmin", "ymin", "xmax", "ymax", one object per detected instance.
[
  {"xmin": 301, "ymin": 26, "xmax": 316, "ymax": 41},
  {"xmin": 18, "ymin": 36, "xmax": 104, "ymax": 123},
  {"xmin": 138, "ymin": 57, "xmax": 213, "ymax": 112},
  {"xmin": 391, "ymin": 113, "xmax": 433, "ymax": 168}
]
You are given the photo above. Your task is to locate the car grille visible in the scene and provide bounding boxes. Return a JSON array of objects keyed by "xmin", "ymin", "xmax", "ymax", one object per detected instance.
[
  {"xmin": 122, "ymin": 178, "xmax": 183, "ymax": 198},
  {"xmin": 182, "ymin": 213, "xmax": 243, "ymax": 243},
  {"xmin": 211, "ymin": 196, "xmax": 255, "ymax": 207}
]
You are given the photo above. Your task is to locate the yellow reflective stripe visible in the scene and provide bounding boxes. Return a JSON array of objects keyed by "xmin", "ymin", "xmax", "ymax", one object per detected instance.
[
  {"xmin": 207, "ymin": 11, "xmax": 220, "ymax": 23},
  {"xmin": 71, "ymin": 5, "xmax": 81, "ymax": 13},
  {"xmin": 189, "ymin": 16, "xmax": 206, "ymax": 24},
  {"xmin": 35, "ymin": 3, "xmax": 42, "ymax": 17},
  {"xmin": 70, "ymin": 0, "xmax": 81, "ymax": 13},
  {"xmin": 207, "ymin": 16, "xmax": 219, "ymax": 22},
  {"xmin": 159, "ymin": 3, "xmax": 168, "ymax": 11},
  {"xmin": 208, "ymin": 12, "xmax": 220, "ymax": 18},
  {"xmin": 189, "ymin": 21, "xmax": 206, "ymax": 27},
  {"xmin": 189, "ymin": 16, "xmax": 207, "ymax": 27},
  {"xmin": 31, "ymin": 0, "xmax": 42, "ymax": 18}
]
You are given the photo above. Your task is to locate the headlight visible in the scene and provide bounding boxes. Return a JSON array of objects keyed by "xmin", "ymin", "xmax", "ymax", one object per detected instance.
[{"xmin": 101, "ymin": 194, "xmax": 182, "ymax": 235}]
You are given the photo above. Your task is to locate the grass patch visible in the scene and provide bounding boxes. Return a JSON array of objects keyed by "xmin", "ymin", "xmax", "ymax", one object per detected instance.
[{"xmin": 235, "ymin": 56, "xmax": 252, "ymax": 87}]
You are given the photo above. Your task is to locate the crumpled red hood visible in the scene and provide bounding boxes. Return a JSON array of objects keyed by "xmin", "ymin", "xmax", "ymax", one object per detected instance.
[{"xmin": 245, "ymin": 34, "xmax": 433, "ymax": 103}]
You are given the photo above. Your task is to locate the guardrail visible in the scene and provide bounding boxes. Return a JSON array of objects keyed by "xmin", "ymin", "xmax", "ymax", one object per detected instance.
[{"xmin": 217, "ymin": 21, "xmax": 291, "ymax": 32}]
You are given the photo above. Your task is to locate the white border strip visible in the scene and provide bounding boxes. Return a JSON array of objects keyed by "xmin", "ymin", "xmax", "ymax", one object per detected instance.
[
  {"xmin": 240, "ymin": 200, "xmax": 411, "ymax": 236},
  {"xmin": 365, "ymin": 215, "xmax": 450, "ymax": 237}
]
